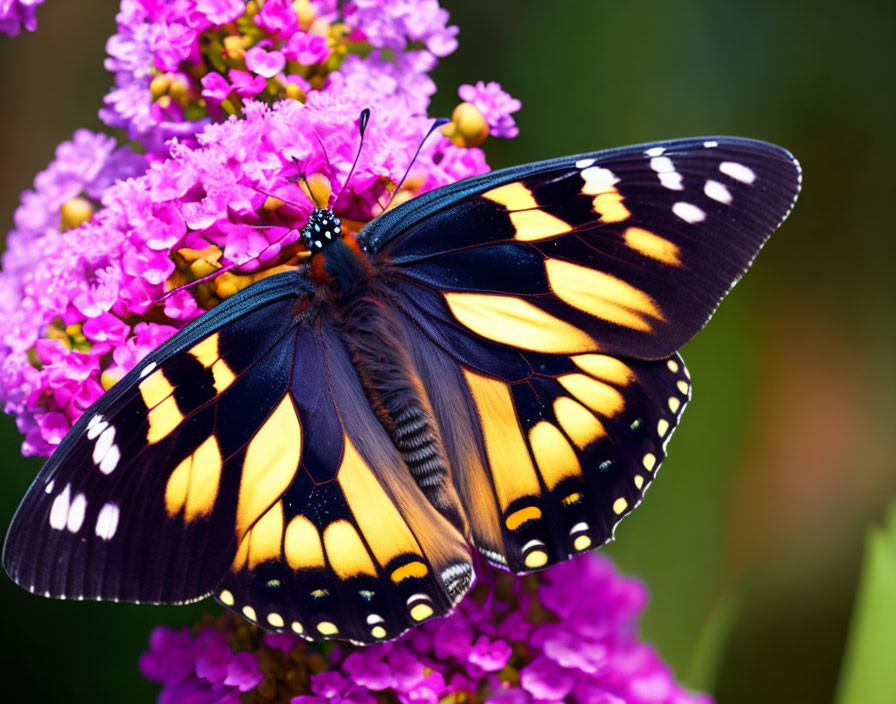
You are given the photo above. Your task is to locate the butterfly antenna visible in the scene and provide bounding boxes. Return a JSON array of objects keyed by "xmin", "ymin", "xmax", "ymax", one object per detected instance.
[
  {"xmin": 334, "ymin": 108, "xmax": 371, "ymax": 205},
  {"xmin": 311, "ymin": 131, "xmax": 333, "ymax": 174},
  {"xmin": 382, "ymin": 117, "xmax": 450, "ymax": 212}
]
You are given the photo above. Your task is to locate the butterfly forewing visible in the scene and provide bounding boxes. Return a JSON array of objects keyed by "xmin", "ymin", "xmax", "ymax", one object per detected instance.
[{"xmin": 368, "ymin": 137, "xmax": 800, "ymax": 360}]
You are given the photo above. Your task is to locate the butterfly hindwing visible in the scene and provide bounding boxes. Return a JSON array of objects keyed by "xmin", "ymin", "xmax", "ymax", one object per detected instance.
[
  {"xmin": 366, "ymin": 137, "xmax": 800, "ymax": 360},
  {"xmin": 215, "ymin": 316, "xmax": 473, "ymax": 643},
  {"xmin": 392, "ymin": 296, "xmax": 690, "ymax": 571}
]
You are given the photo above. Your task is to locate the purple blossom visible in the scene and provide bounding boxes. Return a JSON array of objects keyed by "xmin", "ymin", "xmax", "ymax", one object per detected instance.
[
  {"xmin": 223, "ymin": 651, "xmax": 263, "ymax": 691},
  {"xmin": 283, "ymin": 30, "xmax": 330, "ymax": 65},
  {"xmin": 141, "ymin": 557, "xmax": 711, "ymax": 704},
  {"xmin": 98, "ymin": 0, "xmax": 463, "ymax": 153},
  {"xmin": 254, "ymin": 0, "xmax": 300, "ymax": 37},
  {"xmin": 0, "ymin": 0, "xmax": 44, "ymax": 36},
  {"xmin": 196, "ymin": 0, "xmax": 244, "ymax": 25},
  {"xmin": 0, "ymin": 96, "xmax": 490, "ymax": 457},
  {"xmin": 342, "ymin": 0, "xmax": 459, "ymax": 57},
  {"xmin": 244, "ymin": 45, "xmax": 287, "ymax": 78},
  {"xmin": 459, "ymin": 81, "xmax": 522, "ymax": 138}
]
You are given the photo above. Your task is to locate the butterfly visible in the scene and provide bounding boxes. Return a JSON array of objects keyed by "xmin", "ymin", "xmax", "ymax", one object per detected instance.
[{"xmin": 3, "ymin": 135, "xmax": 800, "ymax": 644}]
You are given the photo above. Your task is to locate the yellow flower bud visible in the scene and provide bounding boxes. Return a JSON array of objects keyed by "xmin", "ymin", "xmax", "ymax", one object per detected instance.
[
  {"xmin": 300, "ymin": 173, "xmax": 332, "ymax": 209},
  {"xmin": 214, "ymin": 271, "xmax": 253, "ymax": 299},
  {"xmin": 223, "ymin": 35, "xmax": 246, "ymax": 60},
  {"xmin": 189, "ymin": 257, "xmax": 221, "ymax": 278},
  {"xmin": 444, "ymin": 102, "xmax": 489, "ymax": 148},
  {"xmin": 65, "ymin": 323, "xmax": 86, "ymax": 344},
  {"xmin": 46, "ymin": 323, "xmax": 72, "ymax": 349},
  {"xmin": 168, "ymin": 74, "xmax": 191, "ymax": 104},
  {"xmin": 150, "ymin": 74, "xmax": 172, "ymax": 99},
  {"xmin": 284, "ymin": 82, "xmax": 305, "ymax": 101},
  {"xmin": 101, "ymin": 369, "xmax": 123, "ymax": 391},
  {"xmin": 60, "ymin": 197, "xmax": 95, "ymax": 230},
  {"xmin": 294, "ymin": 0, "xmax": 316, "ymax": 29}
]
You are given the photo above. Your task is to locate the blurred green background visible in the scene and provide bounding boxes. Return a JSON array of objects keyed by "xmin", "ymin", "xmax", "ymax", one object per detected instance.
[{"xmin": 1, "ymin": 1, "xmax": 894, "ymax": 701}]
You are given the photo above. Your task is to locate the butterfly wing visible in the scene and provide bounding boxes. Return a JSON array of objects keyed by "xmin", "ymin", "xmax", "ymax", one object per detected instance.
[
  {"xmin": 216, "ymin": 315, "xmax": 473, "ymax": 643},
  {"xmin": 360, "ymin": 137, "xmax": 800, "ymax": 570},
  {"xmin": 3, "ymin": 271, "xmax": 473, "ymax": 643},
  {"xmin": 3, "ymin": 272, "xmax": 311, "ymax": 603},
  {"xmin": 388, "ymin": 293, "xmax": 690, "ymax": 572},
  {"xmin": 364, "ymin": 137, "xmax": 800, "ymax": 360}
]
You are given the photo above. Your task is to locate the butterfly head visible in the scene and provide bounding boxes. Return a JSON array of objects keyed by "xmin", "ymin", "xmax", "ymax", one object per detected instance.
[{"xmin": 301, "ymin": 208, "xmax": 343, "ymax": 255}]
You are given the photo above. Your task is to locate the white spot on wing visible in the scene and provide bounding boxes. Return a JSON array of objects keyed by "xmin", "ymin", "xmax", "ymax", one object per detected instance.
[
  {"xmin": 659, "ymin": 172, "xmax": 683, "ymax": 190},
  {"xmin": 575, "ymin": 158, "xmax": 595, "ymax": 168},
  {"xmin": 99, "ymin": 444, "xmax": 121, "ymax": 474},
  {"xmin": 645, "ymin": 146, "xmax": 665, "ymax": 156},
  {"xmin": 719, "ymin": 161, "xmax": 756, "ymax": 184},
  {"xmin": 93, "ymin": 426, "xmax": 116, "ymax": 465},
  {"xmin": 86, "ymin": 414, "xmax": 103, "ymax": 430},
  {"xmin": 650, "ymin": 156, "xmax": 674, "ymax": 172},
  {"xmin": 49, "ymin": 483, "xmax": 71, "ymax": 530},
  {"xmin": 95, "ymin": 502, "xmax": 120, "ymax": 540},
  {"xmin": 44, "ymin": 479, "xmax": 55, "ymax": 495},
  {"xmin": 570, "ymin": 522, "xmax": 589, "ymax": 534},
  {"xmin": 650, "ymin": 156, "xmax": 684, "ymax": 190},
  {"xmin": 580, "ymin": 166, "xmax": 619, "ymax": 193},
  {"xmin": 66, "ymin": 493, "xmax": 87, "ymax": 533},
  {"xmin": 139, "ymin": 362, "xmax": 157, "ymax": 379},
  {"xmin": 704, "ymin": 179, "xmax": 732, "ymax": 204},
  {"xmin": 86, "ymin": 419, "xmax": 108, "ymax": 440},
  {"xmin": 703, "ymin": 140, "xmax": 718, "ymax": 148},
  {"xmin": 672, "ymin": 202, "xmax": 706, "ymax": 223}
]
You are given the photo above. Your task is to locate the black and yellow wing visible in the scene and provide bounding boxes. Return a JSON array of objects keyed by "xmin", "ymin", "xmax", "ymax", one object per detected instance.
[
  {"xmin": 365, "ymin": 137, "xmax": 800, "ymax": 360},
  {"xmin": 361, "ymin": 136, "xmax": 800, "ymax": 570},
  {"xmin": 3, "ymin": 271, "xmax": 472, "ymax": 644},
  {"xmin": 392, "ymin": 304, "xmax": 692, "ymax": 573}
]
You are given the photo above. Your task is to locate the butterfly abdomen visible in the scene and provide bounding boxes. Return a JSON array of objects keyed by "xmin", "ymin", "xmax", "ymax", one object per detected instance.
[{"xmin": 334, "ymin": 289, "xmax": 469, "ymax": 536}]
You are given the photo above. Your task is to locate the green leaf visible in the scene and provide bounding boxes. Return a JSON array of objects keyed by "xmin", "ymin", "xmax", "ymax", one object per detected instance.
[{"xmin": 835, "ymin": 506, "xmax": 896, "ymax": 704}]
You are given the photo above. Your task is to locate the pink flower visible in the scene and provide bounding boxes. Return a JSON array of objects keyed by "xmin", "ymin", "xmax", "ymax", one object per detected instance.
[
  {"xmin": 142, "ymin": 557, "xmax": 712, "ymax": 704},
  {"xmin": 283, "ymin": 30, "xmax": 330, "ymax": 65},
  {"xmin": 459, "ymin": 81, "xmax": 522, "ymax": 138},
  {"xmin": 254, "ymin": 0, "xmax": 300, "ymax": 37},
  {"xmin": 245, "ymin": 45, "xmax": 287, "ymax": 78}
]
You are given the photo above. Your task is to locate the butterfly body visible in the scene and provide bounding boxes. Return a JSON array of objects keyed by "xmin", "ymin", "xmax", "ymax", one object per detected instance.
[{"xmin": 3, "ymin": 136, "xmax": 801, "ymax": 644}]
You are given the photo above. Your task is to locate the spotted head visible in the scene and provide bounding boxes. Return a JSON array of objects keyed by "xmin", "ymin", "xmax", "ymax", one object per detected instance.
[{"xmin": 301, "ymin": 208, "xmax": 343, "ymax": 254}]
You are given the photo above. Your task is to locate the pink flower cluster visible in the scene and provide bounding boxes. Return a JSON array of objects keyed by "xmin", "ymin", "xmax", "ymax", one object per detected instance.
[
  {"xmin": 141, "ymin": 557, "xmax": 711, "ymax": 704},
  {"xmin": 1, "ymin": 0, "xmax": 520, "ymax": 458},
  {"xmin": 100, "ymin": 0, "xmax": 469, "ymax": 153},
  {"xmin": 1, "ymin": 95, "xmax": 488, "ymax": 456}
]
